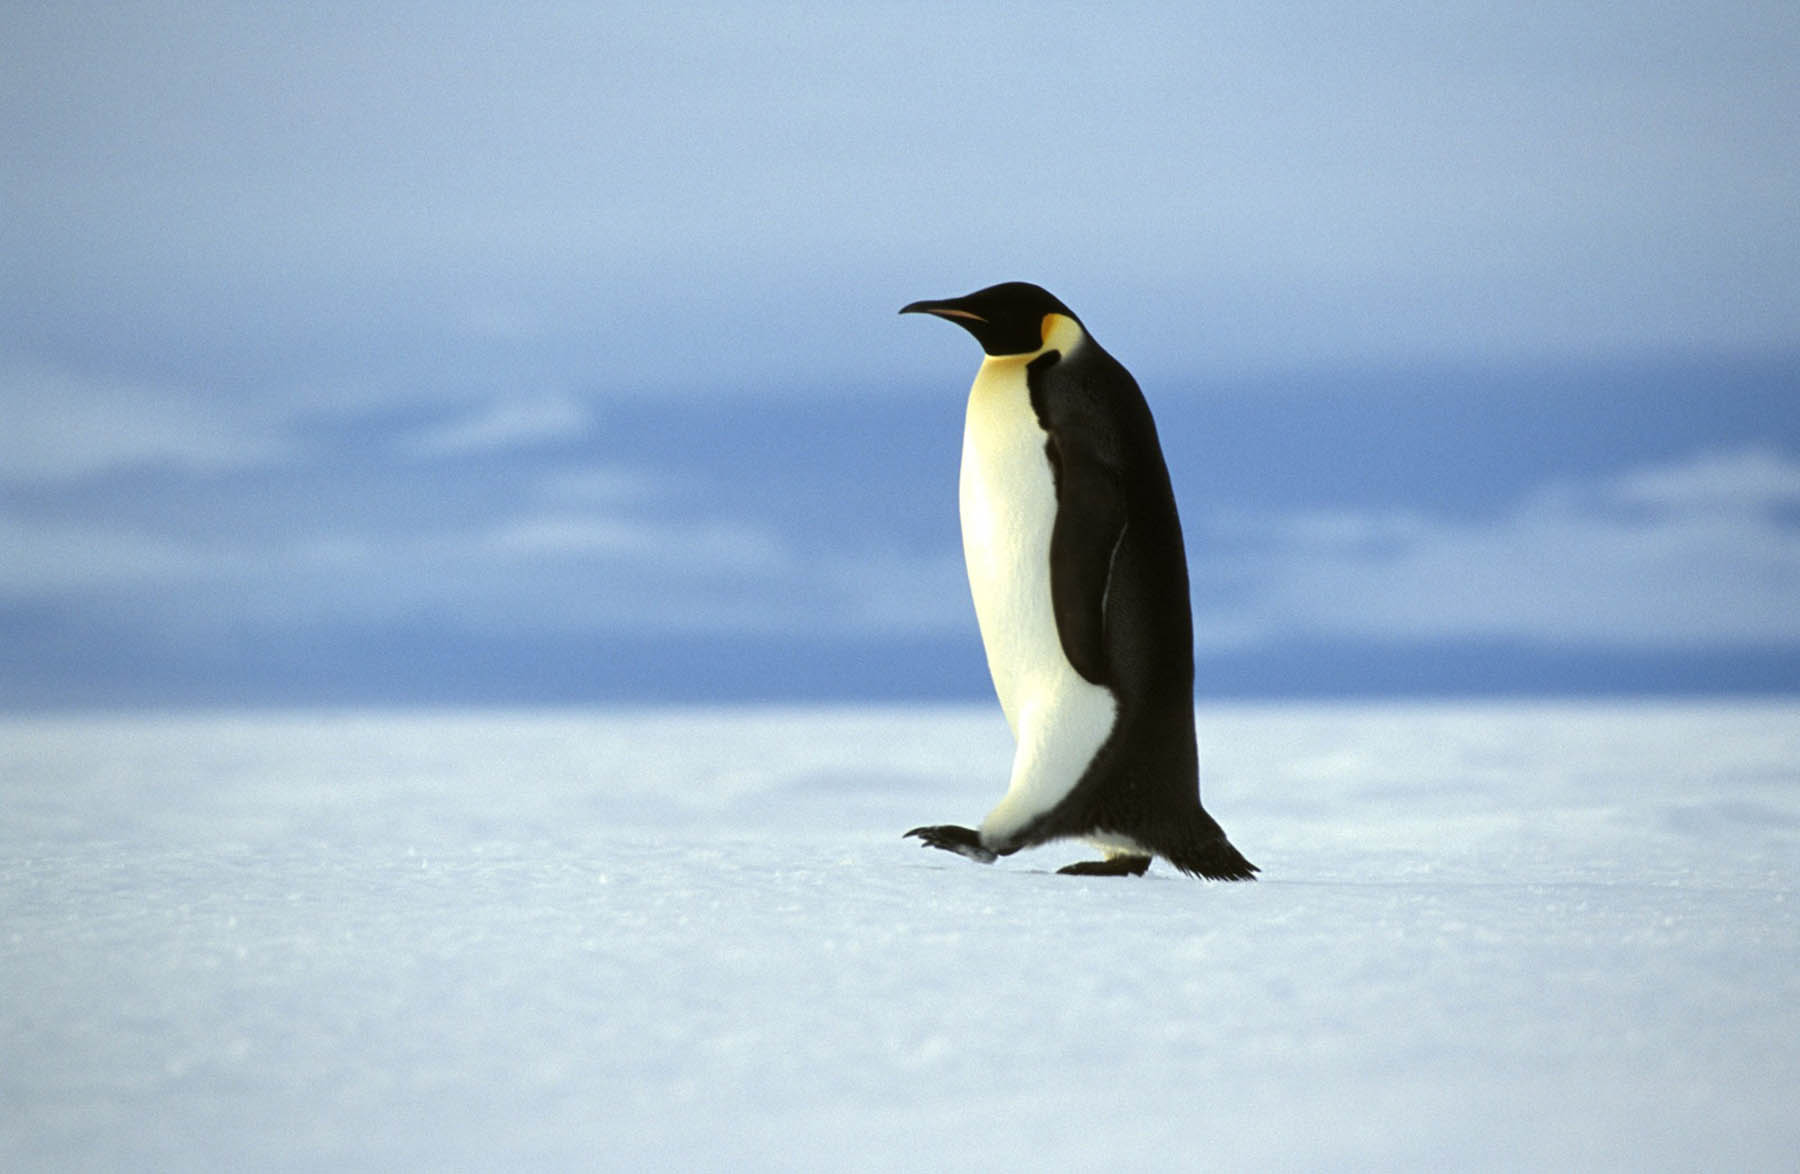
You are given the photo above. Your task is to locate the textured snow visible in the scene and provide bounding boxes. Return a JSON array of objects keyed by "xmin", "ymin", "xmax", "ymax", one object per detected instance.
[{"xmin": 3, "ymin": 702, "xmax": 1797, "ymax": 1171}]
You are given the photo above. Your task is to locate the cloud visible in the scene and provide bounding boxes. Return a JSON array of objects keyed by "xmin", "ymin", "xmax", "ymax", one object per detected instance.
[
  {"xmin": 0, "ymin": 360, "xmax": 292, "ymax": 482},
  {"xmin": 1608, "ymin": 447, "xmax": 1800, "ymax": 512},
  {"xmin": 5, "ymin": 426, "xmax": 1796, "ymax": 676},
  {"xmin": 0, "ymin": 481, "xmax": 870, "ymax": 641},
  {"xmin": 822, "ymin": 549, "xmax": 972, "ymax": 635},
  {"xmin": 534, "ymin": 465, "xmax": 670, "ymax": 508},
  {"xmin": 1196, "ymin": 449, "xmax": 1800, "ymax": 649},
  {"xmin": 0, "ymin": 515, "xmax": 238, "ymax": 595},
  {"xmin": 0, "ymin": 511, "xmax": 783, "ymax": 624},
  {"xmin": 402, "ymin": 394, "xmax": 592, "ymax": 458},
  {"xmin": 5, "ymin": 2, "xmax": 1795, "ymax": 404}
]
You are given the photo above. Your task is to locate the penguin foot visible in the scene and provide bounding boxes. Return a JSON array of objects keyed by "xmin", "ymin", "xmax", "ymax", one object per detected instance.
[
  {"xmin": 904, "ymin": 824, "xmax": 997, "ymax": 864},
  {"xmin": 1057, "ymin": 854, "xmax": 1152, "ymax": 877}
]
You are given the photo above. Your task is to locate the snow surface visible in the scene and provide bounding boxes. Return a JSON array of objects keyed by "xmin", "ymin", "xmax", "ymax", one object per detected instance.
[{"xmin": 3, "ymin": 702, "xmax": 1797, "ymax": 1172}]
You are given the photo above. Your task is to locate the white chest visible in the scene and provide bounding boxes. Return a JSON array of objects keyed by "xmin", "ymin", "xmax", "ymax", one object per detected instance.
[
  {"xmin": 957, "ymin": 356, "xmax": 1071, "ymax": 731},
  {"xmin": 951, "ymin": 324, "xmax": 1119, "ymax": 843}
]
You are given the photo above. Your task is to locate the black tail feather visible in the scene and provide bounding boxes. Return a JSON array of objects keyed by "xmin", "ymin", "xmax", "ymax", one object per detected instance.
[{"xmin": 1166, "ymin": 835, "xmax": 1259, "ymax": 881}]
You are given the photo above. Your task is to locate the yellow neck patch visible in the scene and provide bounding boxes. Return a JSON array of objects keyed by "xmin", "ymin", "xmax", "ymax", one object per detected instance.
[
  {"xmin": 1039, "ymin": 313, "xmax": 1083, "ymax": 355},
  {"xmin": 975, "ymin": 311, "xmax": 1086, "ymax": 371}
]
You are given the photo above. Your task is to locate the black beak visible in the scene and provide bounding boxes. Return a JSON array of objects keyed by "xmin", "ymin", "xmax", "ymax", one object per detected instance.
[{"xmin": 899, "ymin": 298, "xmax": 985, "ymax": 322}]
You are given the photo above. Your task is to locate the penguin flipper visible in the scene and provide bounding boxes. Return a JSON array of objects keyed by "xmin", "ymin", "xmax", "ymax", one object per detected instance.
[
  {"xmin": 904, "ymin": 824, "xmax": 997, "ymax": 864},
  {"xmin": 1047, "ymin": 453, "xmax": 1127, "ymax": 686}
]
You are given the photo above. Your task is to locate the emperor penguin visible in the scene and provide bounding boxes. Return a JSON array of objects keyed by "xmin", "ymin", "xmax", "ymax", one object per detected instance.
[{"xmin": 899, "ymin": 282, "xmax": 1256, "ymax": 880}]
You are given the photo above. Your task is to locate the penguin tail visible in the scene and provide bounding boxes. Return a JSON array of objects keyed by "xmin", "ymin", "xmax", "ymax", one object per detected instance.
[{"xmin": 1166, "ymin": 834, "xmax": 1259, "ymax": 882}]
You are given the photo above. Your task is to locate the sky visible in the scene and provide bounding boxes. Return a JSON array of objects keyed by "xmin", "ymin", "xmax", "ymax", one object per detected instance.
[{"xmin": 4, "ymin": 2, "xmax": 1798, "ymax": 707}]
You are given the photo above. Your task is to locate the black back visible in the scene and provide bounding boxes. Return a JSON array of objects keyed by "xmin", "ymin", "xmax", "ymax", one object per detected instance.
[{"xmin": 1018, "ymin": 328, "xmax": 1253, "ymax": 876}]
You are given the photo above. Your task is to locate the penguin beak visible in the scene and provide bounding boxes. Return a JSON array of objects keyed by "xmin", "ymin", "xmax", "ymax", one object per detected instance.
[{"xmin": 899, "ymin": 299, "xmax": 986, "ymax": 323}]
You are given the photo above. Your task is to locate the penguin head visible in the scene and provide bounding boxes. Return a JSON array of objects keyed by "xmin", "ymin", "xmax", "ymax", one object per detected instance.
[{"xmin": 900, "ymin": 282, "xmax": 1083, "ymax": 357}]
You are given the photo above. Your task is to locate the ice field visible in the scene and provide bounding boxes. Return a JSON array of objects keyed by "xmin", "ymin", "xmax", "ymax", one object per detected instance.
[{"xmin": 4, "ymin": 701, "xmax": 1797, "ymax": 1171}]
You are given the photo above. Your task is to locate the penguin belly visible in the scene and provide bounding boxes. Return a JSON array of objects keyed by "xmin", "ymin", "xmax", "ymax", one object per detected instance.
[{"xmin": 959, "ymin": 355, "xmax": 1118, "ymax": 849}]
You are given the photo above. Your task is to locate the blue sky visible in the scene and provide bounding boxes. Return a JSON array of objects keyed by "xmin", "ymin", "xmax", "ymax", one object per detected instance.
[{"xmin": 4, "ymin": 2, "xmax": 1798, "ymax": 707}]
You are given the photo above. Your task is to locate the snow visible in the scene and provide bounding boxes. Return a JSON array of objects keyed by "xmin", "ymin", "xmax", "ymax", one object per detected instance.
[{"xmin": 3, "ymin": 701, "xmax": 1797, "ymax": 1172}]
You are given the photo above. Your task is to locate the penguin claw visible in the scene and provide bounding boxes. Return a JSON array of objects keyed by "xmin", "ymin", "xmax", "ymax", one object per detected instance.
[{"xmin": 904, "ymin": 824, "xmax": 998, "ymax": 864}]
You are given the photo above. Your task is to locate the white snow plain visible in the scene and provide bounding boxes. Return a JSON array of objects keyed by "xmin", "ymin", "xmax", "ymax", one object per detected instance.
[{"xmin": 3, "ymin": 701, "xmax": 1797, "ymax": 1172}]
